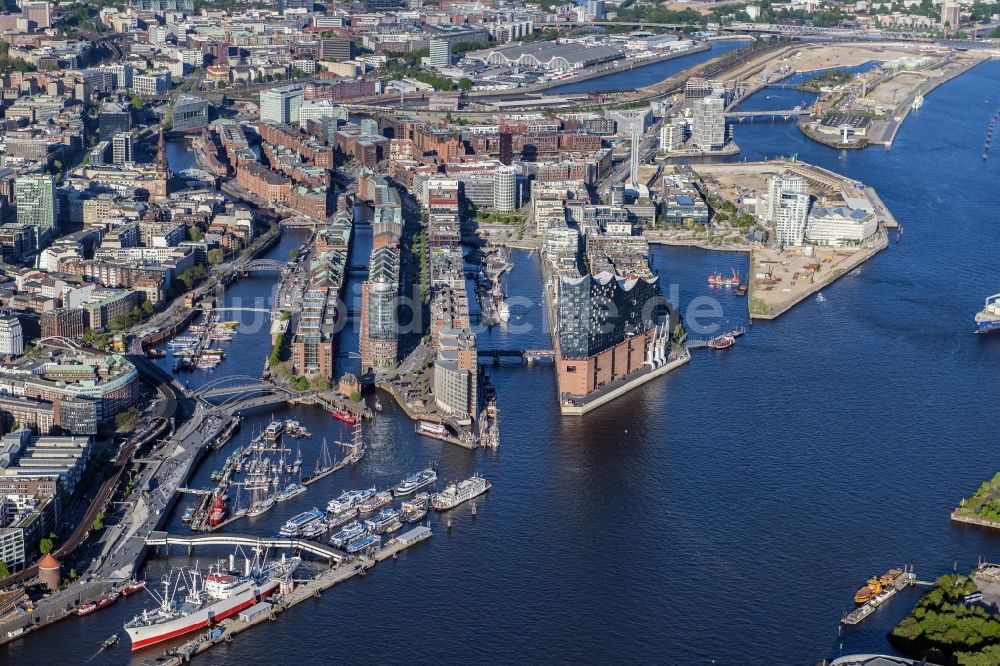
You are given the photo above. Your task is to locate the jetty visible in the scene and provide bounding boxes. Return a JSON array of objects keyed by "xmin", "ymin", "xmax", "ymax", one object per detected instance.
[{"xmin": 155, "ymin": 527, "xmax": 433, "ymax": 664}]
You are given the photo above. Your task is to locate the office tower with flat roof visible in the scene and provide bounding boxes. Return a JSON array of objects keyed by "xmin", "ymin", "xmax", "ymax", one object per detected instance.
[
  {"xmin": 260, "ymin": 85, "xmax": 303, "ymax": 125},
  {"xmin": 15, "ymin": 175, "xmax": 56, "ymax": 247},
  {"xmin": 692, "ymin": 96, "xmax": 726, "ymax": 151}
]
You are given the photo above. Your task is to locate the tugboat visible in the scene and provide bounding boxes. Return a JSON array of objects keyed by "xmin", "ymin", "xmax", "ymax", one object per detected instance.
[
  {"xmin": 120, "ymin": 580, "xmax": 147, "ymax": 597},
  {"xmin": 975, "ymin": 293, "xmax": 1000, "ymax": 333},
  {"xmin": 102, "ymin": 634, "xmax": 120, "ymax": 649},
  {"xmin": 181, "ymin": 507, "xmax": 195, "ymax": 523}
]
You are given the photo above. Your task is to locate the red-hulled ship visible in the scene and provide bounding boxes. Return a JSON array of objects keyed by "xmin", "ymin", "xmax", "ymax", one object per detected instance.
[
  {"xmin": 208, "ymin": 495, "xmax": 227, "ymax": 527},
  {"xmin": 121, "ymin": 580, "xmax": 147, "ymax": 597},
  {"xmin": 331, "ymin": 409, "xmax": 357, "ymax": 425},
  {"xmin": 78, "ymin": 592, "xmax": 119, "ymax": 616},
  {"xmin": 708, "ymin": 268, "xmax": 740, "ymax": 287}
]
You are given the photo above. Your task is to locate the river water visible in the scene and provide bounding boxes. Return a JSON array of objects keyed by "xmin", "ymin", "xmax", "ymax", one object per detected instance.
[{"xmin": 7, "ymin": 54, "xmax": 1000, "ymax": 666}]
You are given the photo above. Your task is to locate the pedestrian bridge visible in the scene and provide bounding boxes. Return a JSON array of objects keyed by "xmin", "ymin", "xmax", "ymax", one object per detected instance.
[{"xmin": 145, "ymin": 531, "xmax": 344, "ymax": 562}]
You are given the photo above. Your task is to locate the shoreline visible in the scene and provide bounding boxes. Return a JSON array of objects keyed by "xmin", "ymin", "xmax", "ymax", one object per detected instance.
[{"xmin": 750, "ymin": 227, "xmax": 889, "ymax": 321}]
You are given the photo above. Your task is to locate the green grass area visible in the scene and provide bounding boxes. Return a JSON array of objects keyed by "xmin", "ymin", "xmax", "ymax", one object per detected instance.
[
  {"xmin": 890, "ymin": 574, "xmax": 1000, "ymax": 665},
  {"xmin": 797, "ymin": 70, "xmax": 853, "ymax": 92},
  {"xmin": 956, "ymin": 472, "xmax": 1000, "ymax": 522},
  {"xmin": 748, "ymin": 296, "xmax": 771, "ymax": 317}
]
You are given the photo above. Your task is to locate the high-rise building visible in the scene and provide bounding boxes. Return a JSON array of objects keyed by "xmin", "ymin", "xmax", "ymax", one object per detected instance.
[
  {"xmin": 260, "ymin": 85, "xmax": 303, "ymax": 125},
  {"xmin": 659, "ymin": 116, "xmax": 686, "ymax": 151},
  {"xmin": 429, "ymin": 39, "xmax": 452, "ymax": 68},
  {"xmin": 0, "ymin": 315, "xmax": 24, "ymax": 356},
  {"xmin": 360, "ymin": 246, "xmax": 399, "ymax": 373},
  {"xmin": 112, "ymin": 132, "xmax": 133, "ymax": 164},
  {"xmin": 498, "ymin": 131, "xmax": 513, "ymax": 166},
  {"xmin": 24, "ymin": 1, "xmax": 50, "ymax": 28},
  {"xmin": 764, "ymin": 175, "xmax": 807, "ymax": 222},
  {"xmin": 587, "ymin": 0, "xmax": 605, "ymax": 18},
  {"xmin": 493, "ymin": 165, "xmax": 516, "ymax": 212},
  {"xmin": 15, "ymin": 175, "xmax": 57, "ymax": 247},
  {"xmin": 108, "ymin": 63, "xmax": 132, "ymax": 90},
  {"xmin": 556, "ymin": 272, "xmax": 674, "ymax": 404},
  {"xmin": 629, "ymin": 129, "xmax": 640, "ymax": 187},
  {"xmin": 172, "ymin": 94, "xmax": 209, "ymax": 132},
  {"xmin": 941, "ymin": 0, "xmax": 960, "ymax": 27},
  {"xmin": 319, "ymin": 38, "xmax": 352, "ymax": 61},
  {"xmin": 99, "ymin": 102, "xmax": 131, "ymax": 138},
  {"xmin": 433, "ymin": 328, "xmax": 477, "ymax": 420},
  {"xmin": 774, "ymin": 191, "xmax": 811, "ymax": 247},
  {"xmin": 691, "ymin": 96, "xmax": 726, "ymax": 151}
]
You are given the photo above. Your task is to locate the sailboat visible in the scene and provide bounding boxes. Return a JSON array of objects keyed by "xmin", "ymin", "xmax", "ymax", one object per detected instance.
[
  {"xmin": 342, "ymin": 421, "xmax": 365, "ymax": 465},
  {"xmin": 247, "ymin": 483, "xmax": 275, "ymax": 518},
  {"xmin": 315, "ymin": 438, "xmax": 334, "ymax": 476}
]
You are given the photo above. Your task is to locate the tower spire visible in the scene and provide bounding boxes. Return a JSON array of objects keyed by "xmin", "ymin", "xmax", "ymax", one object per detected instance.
[{"xmin": 156, "ymin": 126, "xmax": 168, "ymax": 173}]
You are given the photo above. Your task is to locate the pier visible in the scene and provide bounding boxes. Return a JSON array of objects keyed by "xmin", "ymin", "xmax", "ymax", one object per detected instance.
[
  {"xmin": 144, "ymin": 531, "xmax": 346, "ymax": 563},
  {"xmin": 157, "ymin": 527, "xmax": 433, "ymax": 664}
]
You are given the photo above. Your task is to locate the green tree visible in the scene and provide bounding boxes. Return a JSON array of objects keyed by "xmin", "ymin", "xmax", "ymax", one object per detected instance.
[
  {"xmin": 141, "ymin": 300, "xmax": 154, "ymax": 316},
  {"xmin": 115, "ymin": 407, "xmax": 139, "ymax": 433},
  {"xmin": 207, "ymin": 248, "xmax": 225, "ymax": 265},
  {"xmin": 91, "ymin": 511, "xmax": 105, "ymax": 531},
  {"xmin": 189, "ymin": 227, "xmax": 204, "ymax": 241},
  {"xmin": 0, "ymin": 561, "xmax": 8, "ymax": 578},
  {"xmin": 39, "ymin": 538, "xmax": 53, "ymax": 554},
  {"xmin": 349, "ymin": 391, "xmax": 361, "ymax": 403},
  {"xmin": 111, "ymin": 314, "xmax": 130, "ymax": 331},
  {"xmin": 131, "ymin": 96, "xmax": 143, "ymax": 111},
  {"xmin": 289, "ymin": 248, "xmax": 299, "ymax": 261},
  {"xmin": 309, "ymin": 374, "xmax": 329, "ymax": 391}
]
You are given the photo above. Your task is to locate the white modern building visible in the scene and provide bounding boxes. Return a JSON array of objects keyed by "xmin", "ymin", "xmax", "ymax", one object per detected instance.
[
  {"xmin": 112, "ymin": 132, "xmax": 133, "ymax": 165},
  {"xmin": 0, "ymin": 315, "xmax": 23, "ymax": 356},
  {"xmin": 805, "ymin": 206, "xmax": 878, "ymax": 246},
  {"xmin": 691, "ymin": 96, "xmax": 726, "ymax": 151},
  {"xmin": 132, "ymin": 71, "xmax": 170, "ymax": 96},
  {"xmin": 260, "ymin": 85, "xmax": 303, "ymax": 125},
  {"xmin": 298, "ymin": 99, "xmax": 348, "ymax": 129},
  {"xmin": 493, "ymin": 165, "xmax": 516, "ymax": 212},
  {"xmin": 774, "ymin": 191, "xmax": 811, "ymax": 247},
  {"xmin": 660, "ymin": 116, "xmax": 686, "ymax": 151},
  {"xmin": 429, "ymin": 39, "xmax": 452, "ymax": 69}
]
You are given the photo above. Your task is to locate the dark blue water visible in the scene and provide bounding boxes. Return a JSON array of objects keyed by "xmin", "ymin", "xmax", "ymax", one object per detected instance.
[
  {"xmin": 8, "ymin": 60, "xmax": 1000, "ymax": 666},
  {"xmin": 547, "ymin": 40, "xmax": 746, "ymax": 94}
]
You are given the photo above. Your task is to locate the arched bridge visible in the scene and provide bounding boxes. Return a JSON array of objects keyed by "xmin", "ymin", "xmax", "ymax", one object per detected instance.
[
  {"xmin": 145, "ymin": 531, "xmax": 345, "ymax": 562},
  {"xmin": 195, "ymin": 374, "xmax": 295, "ymax": 400},
  {"xmin": 242, "ymin": 259, "xmax": 286, "ymax": 272}
]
